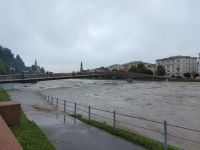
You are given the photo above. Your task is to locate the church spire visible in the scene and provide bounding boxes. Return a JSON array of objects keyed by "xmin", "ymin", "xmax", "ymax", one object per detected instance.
[
  {"xmin": 80, "ymin": 61, "xmax": 83, "ymax": 72},
  {"xmin": 35, "ymin": 59, "xmax": 37, "ymax": 66}
]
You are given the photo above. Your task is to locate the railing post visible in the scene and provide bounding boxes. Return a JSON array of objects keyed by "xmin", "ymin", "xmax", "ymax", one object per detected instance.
[
  {"xmin": 56, "ymin": 98, "xmax": 58, "ymax": 110},
  {"xmin": 51, "ymin": 97, "xmax": 53, "ymax": 104},
  {"xmin": 64, "ymin": 100, "xmax": 66, "ymax": 123},
  {"xmin": 74, "ymin": 102, "xmax": 76, "ymax": 115},
  {"xmin": 88, "ymin": 106, "xmax": 91, "ymax": 120},
  {"xmin": 64, "ymin": 100, "xmax": 66, "ymax": 113},
  {"xmin": 48, "ymin": 96, "xmax": 49, "ymax": 103},
  {"xmin": 113, "ymin": 111, "xmax": 116, "ymax": 128},
  {"xmin": 163, "ymin": 120, "xmax": 168, "ymax": 150}
]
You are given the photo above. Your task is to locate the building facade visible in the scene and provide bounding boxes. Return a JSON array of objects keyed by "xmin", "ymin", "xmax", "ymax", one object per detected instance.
[
  {"xmin": 198, "ymin": 53, "xmax": 200, "ymax": 74},
  {"xmin": 156, "ymin": 56, "xmax": 198, "ymax": 77}
]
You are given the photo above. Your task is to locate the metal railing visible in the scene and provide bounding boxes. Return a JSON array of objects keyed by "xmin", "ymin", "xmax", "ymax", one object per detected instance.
[
  {"xmin": 0, "ymin": 73, "xmax": 47, "ymax": 80},
  {"xmin": 44, "ymin": 95, "xmax": 200, "ymax": 150}
]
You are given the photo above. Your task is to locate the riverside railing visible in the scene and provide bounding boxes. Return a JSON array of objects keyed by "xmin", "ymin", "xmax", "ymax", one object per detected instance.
[{"xmin": 44, "ymin": 95, "xmax": 200, "ymax": 150}]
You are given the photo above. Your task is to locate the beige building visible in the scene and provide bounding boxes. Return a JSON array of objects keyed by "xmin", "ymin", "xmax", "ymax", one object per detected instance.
[{"xmin": 156, "ymin": 56, "xmax": 198, "ymax": 77}]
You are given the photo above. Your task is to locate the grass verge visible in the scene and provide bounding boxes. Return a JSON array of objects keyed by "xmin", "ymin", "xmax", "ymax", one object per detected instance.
[
  {"xmin": 72, "ymin": 114, "xmax": 178, "ymax": 150},
  {"xmin": 0, "ymin": 87, "xmax": 55, "ymax": 150}
]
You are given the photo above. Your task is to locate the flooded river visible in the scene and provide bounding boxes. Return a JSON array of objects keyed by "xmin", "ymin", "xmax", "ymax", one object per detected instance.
[{"xmin": 1, "ymin": 79, "xmax": 200, "ymax": 150}]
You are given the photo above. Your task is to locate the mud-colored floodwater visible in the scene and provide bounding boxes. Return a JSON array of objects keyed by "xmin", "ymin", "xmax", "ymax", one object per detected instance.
[{"xmin": 1, "ymin": 79, "xmax": 200, "ymax": 150}]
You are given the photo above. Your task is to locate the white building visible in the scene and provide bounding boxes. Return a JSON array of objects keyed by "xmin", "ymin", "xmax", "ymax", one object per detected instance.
[
  {"xmin": 156, "ymin": 56, "xmax": 198, "ymax": 77},
  {"xmin": 198, "ymin": 53, "xmax": 200, "ymax": 74}
]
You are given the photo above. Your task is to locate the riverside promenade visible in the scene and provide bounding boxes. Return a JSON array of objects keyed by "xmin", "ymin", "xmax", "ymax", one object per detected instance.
[{"xmin": 7, "ymin": 89, "xmax": 145, "ymax": 150}]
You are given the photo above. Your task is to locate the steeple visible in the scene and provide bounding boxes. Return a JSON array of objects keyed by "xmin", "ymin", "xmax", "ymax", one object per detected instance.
[
  {"xmin": 35, "ymin": 59, "xmax": 37, "ymax": 66},
  {"xmin": 80, "ymin": 61, "xmax": 83, "ymax": 72}
]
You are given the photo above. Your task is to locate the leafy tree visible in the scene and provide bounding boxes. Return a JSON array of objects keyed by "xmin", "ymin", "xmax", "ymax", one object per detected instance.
[
  {"xmin": 112, "ymin": 69, "xmax": 118, "ymax": 71},
  {"xmin": 31, "ymin": 65, "xmax": 37, "ymax": 73},
  {"xmin": 0, "ymin": 45, "xmax": 46, "ymax": 74},
  {"xmin": 129, "ymin": 63, "xmax": 153, "ymax": 75},
  {"xmin": 0, "ymin": 59, "xmax": 7, "ymax": 74},
  {"xmin": 194, "ymin": 73, "xmax": 199, "ymax": 78},
  {"xmin": 129, "ymin": 65, "xmax": 137, "ymax": 72},
  {"xmin": 40, "ymin": 67, "xmax": 45, "ymax": 73},
  {"xmin": 14, "ymin": 55, "xmax": 26, "ymax": 73},
  {"xmin": 183, "ymin": 73, "xmax": 190, "ymax": 78},
  {"xmin": 156, "ymin": 65, "xmax": 166, "ymax": 76}
]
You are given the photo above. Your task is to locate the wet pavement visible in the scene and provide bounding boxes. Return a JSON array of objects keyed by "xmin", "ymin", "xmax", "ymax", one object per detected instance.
[
  {"xmin": 32, "ymin": 112, "xmax": 146, "ymax": 150},
  {"xmin": 7, "ymin": 89, "xmax": 146, "ymax": 150}
]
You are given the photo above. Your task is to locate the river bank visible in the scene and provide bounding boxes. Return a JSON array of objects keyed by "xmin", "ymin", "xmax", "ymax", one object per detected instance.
[
  {"xmin": 4, "ymin": 86, "xmax": 148, "ymax": 150},
  {"xmin": 0, "ymin": 88, "xmax": 55, "ymax": 150}
]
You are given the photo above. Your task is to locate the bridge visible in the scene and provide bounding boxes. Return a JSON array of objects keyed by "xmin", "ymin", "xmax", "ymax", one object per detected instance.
[{"xmin": 0, "ymin": 72, "xmax": 166, "ymax": 83}]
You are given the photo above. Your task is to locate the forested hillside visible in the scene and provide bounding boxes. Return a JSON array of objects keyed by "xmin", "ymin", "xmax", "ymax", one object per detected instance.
[{"xmin": 0, "ymin": 45, "xmax": 45, "ymax": 75}]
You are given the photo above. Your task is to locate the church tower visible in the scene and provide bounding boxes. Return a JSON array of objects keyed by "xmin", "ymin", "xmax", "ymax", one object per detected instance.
[
  {"xmin": 35, "ymin": 59, "xmax": 37, "ymax": 66},
  {"xmin": 80, "ymin": 61, "xmax": 83, "ymax": 72}
]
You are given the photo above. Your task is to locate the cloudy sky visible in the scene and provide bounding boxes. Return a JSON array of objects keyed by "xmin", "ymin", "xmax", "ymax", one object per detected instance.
[{"xmin": 0, "ymin": 0, "xmax": 200, "ymax": 72}]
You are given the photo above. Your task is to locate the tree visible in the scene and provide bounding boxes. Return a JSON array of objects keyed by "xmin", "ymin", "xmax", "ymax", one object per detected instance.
[
  {"xmin": 194, "ymin": 73, "xmax": 199, "ymax": 78},
  {"xmin": 183, "ymin": 73, "xmax": 190, "ymax": 78},
  {"xmin": 156, "ymin": 65, "xmax": 166, "ymax": 76},
  {"xmin": 129, "ymin": 65, "xmax": 137, "ymax": 72},
  {"xmin": 14, "ymin": 55, "xmax": 26, "ymax": 73},
  {"xmin": 40, "ymin": 67, "xmax": 45, "ymax": 73},
  {"xmin": 129, "ymin": 63, "xmax": 153, "ymax": 75},
  {"xmin": 0, "ymin": 59, "xmax": 7, "ymax": 74},
  {"xmin": 112, "ymin": 69, "xmax": 118, "ymax": 72},
  {"xmin": 0, "ymin": 45, "xmax": 46, "ymax": 74},
  {"xmin": 31, "ymin": 65, "xmax": 37, "ymax": 73}
]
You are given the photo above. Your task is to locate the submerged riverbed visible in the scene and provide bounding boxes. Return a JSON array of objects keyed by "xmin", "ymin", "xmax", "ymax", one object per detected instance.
[{"xmin": 1, "ymin": 79, "xmax": 200, "ymax": 149}]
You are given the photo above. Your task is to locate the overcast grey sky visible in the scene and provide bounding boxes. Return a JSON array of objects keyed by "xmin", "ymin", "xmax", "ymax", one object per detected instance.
[{"xmin": 0, "ymin": 0, "xmax": 200, "ymax": 72}]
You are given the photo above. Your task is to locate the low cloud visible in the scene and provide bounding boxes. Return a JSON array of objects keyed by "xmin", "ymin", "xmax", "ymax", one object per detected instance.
[{"xmin": 0, "ymin": 0, "xmax": 200, "ymax": 72}]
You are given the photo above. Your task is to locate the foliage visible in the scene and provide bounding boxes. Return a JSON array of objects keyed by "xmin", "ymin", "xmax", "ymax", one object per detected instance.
[
  {"xmin": 0, "ymin": 88, "xmax": 55, "ymax": 150},
  {"xmin": 191, "ymin": 71, "xmax": 198, "ymax": 78},
  {"xmin": 112, "ymin": 69, "xmax": 119, "ymax": 71},
  {"xmin": 40, "ymin": 67, "xmax": 45, "ymax": 73},
  {"xmin": 14, "ymin": 55, "xmax": 26, "ymax": 73},
  {"xmin": 0, "ymin": 45, "xmax": 45, "ymax": 74},
  {"xmin": 194, "ymin": 73, "xmax": 199, "ymax": 78},
  {"xmin": 183, "ymin": 73, "xmax": 190, "ymax": 78},
  {"xmin": 129, "ymin": 66, "xmax": 137, "ymax": 72},
  {"xmin": 0, "ymin": 88, "xmax": 11, "ymax": 101},
  {"xmin": 129, "ymin": 63, "xmax": 153, "ymax": 75},
  {"xmin": 0, "ymin": 59, "xmax": 8, "ymax": 74},
  {"xmin": 156, "ymin": 65, "xmax": 166, "ymax": 76}
]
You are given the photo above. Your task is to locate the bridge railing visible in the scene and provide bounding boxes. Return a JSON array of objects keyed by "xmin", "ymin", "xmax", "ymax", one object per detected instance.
[
  {"xmin": 44, "ymin": 95, "xmax": 200, "ymax": 150},
  {"xmin": 0, "ymin": 72, "xmax": 101, "ymax": 81},
  {"xmin": 0, "ymin": 73, "xmax": 47, "ymax": 80}
]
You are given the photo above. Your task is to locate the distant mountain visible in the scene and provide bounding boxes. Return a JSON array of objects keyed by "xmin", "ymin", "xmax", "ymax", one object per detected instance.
[{"xmin": 0, "ymin": 45, "xmax": 45, "ymax": 75}]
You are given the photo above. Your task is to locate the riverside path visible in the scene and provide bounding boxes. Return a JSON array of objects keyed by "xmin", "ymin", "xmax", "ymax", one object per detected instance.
[{"xmin": 7, "ymin": 89, "xmax": 146, "ymax": 150}]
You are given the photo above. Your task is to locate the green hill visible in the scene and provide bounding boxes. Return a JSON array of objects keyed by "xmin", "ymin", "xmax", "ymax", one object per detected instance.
[{"xmin": 0, "ymin": 45, "xmax": 45, "ymax": 75}]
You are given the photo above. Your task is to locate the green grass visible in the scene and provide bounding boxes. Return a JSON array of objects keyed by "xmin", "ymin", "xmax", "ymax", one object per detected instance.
[
  {"xmin": 0, "ymin": 87, "xmax": 55, "ymax": 150},
  {"xmin": 0, "ymin": 88, "xmax": 11, "ymax": 101},
  {"xmin": 72, "ymin": 115, "xmax": 178, "ymax": 150}
]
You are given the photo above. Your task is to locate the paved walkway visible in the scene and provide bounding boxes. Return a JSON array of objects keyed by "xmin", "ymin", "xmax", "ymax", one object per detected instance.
[
  {"xmin": 31, "ymin": 112, "xmax": 146, "ymax": 150},
  {"xmin": 8, "ymin": 90, "xmax": 146, "ymax": 150}
]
